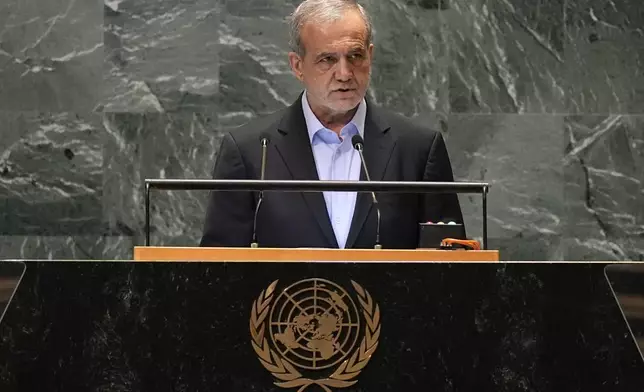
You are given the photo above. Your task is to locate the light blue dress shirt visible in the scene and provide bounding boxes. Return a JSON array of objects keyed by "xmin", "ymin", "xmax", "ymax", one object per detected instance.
[{"xmin": 302, "ymin": 92, "xmax": 366, "ymax": 249}]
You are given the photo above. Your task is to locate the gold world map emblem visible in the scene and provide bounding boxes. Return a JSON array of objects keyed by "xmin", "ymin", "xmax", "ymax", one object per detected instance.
[{"xmin": 250, "ymin": 278, "xmax": 381, "ymax": 391}]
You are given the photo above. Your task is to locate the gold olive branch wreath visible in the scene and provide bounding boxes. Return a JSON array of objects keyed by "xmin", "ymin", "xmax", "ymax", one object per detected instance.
[{"xmin": 250, "ymin": 280, "xmax": 381, "ymax": 392}]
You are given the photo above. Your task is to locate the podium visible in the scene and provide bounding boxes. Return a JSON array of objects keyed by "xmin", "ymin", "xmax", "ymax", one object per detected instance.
[
  {"xmin": 133, "ymin": 246, "xmax": 500, "ymax": 262},
  {"xmin": 1, "ymin": 256, "xmax": 643, "ymax": 391}
]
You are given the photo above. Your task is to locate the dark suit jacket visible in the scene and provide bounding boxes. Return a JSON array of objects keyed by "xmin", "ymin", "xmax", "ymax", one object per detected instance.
[{"xmin": 200, "ymin": 94, "xmax": 465, "ymax": 249}]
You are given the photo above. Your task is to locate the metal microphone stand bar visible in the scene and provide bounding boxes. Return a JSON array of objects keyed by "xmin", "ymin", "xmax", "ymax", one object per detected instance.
[{"xmin": 144, "ymin": 179, "xmax": 490, "ymax": 249}]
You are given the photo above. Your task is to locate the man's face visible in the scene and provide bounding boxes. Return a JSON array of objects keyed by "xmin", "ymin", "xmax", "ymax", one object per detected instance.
[{"xmin": 289, "ymin": 10, "xmax": 373, "ymax": 115}]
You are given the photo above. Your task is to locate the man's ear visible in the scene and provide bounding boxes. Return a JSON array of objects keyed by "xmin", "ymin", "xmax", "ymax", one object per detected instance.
[{"xmin": 288, "ymin": 52, "xmax": 304, "ymax": 82}]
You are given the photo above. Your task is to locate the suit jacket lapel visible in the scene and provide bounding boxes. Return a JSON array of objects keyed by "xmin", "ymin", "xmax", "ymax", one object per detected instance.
[
  {"xmin": 345, "ymin": 103, "xmax": 396, "ymax": 249},
  {"xmin": 273, "ymin": 95, "xmax": 339, "ymax": 248}
]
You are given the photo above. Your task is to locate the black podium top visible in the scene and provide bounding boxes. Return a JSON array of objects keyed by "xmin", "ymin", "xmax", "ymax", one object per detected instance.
[{"xmin": 0, "ymin": 260, "xmax": 643, "ymax": 391}]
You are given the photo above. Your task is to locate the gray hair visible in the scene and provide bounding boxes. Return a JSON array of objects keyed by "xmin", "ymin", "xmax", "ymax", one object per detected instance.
[{"xmin": 288, "ymin": 0, "xmax": 373, "ymax": 56}]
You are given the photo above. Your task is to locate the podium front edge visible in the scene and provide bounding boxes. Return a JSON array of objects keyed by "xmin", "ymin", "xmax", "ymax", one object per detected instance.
[{"xmin": 133, "ymin": 247, "xmax": 500, "ymax": 262}]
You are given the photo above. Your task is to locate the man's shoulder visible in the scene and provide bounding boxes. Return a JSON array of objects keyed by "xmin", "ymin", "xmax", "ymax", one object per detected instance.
[
  {"xmin": 225, "ymin": 108, "xmax": 287, "ymax": 147},
  {"xmin": 373, "ymin": 105, "xmax": 443, "ymax": 142}
]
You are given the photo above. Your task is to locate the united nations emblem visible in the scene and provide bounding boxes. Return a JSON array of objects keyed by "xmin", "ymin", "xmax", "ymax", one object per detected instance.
[{"xmin": 250, "ymin": 278, "xmax": 381, "ymax": 391}]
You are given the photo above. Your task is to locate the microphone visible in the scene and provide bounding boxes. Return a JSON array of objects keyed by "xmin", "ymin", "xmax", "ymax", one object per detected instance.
[
  {"xmin": 251, "ymin": 132, "xmax": 271, "ymax": 248},
  {"xmin": 351, "ymin": 134, "xmax": 382, "ymax": 249}
]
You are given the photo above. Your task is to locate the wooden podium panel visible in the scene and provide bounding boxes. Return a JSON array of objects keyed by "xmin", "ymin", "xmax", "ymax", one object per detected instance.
[{"xmin": 133, "ymin": 246, "xmax": 499, "ymax": 262}]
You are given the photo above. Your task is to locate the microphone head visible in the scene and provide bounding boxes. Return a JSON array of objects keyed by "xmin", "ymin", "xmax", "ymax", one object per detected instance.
[
  {"xmin": 259, "ymin": 132, "xmax": 271, "ymax": 145},
  {"xmin": 351, "ymin": 134, "xmax": 364, "ymax": 149}
]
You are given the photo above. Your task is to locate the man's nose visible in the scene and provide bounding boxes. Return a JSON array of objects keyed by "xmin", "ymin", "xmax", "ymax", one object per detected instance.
[{"xmin": 335, "ymin": 57, "xmax": 353, "ymax": 81}]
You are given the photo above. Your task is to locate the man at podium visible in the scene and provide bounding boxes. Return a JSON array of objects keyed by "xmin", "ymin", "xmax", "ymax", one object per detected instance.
[{"xmin": 200, "ymin": 0, "xmax": 464, "ymax": 249}]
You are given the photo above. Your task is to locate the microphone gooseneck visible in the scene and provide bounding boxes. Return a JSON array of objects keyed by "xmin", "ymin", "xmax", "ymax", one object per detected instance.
[
  {"xmin": 260, "ymin": 137, "xmax": 269, "ymax": 181},
  {"xmin": 351, "ymin": 135, "xmax": 382, "ymax": 249},
  {"xmin": 251, "ymin": 133, "xmax": 271, "ymax": 248}
]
